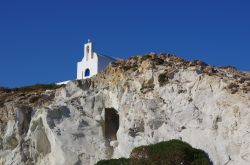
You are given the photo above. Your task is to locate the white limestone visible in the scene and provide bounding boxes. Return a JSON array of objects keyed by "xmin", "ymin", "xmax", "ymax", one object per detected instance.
[{"xmin": 1, "ymin": 55, "xmax": 250, "ymax": 165}]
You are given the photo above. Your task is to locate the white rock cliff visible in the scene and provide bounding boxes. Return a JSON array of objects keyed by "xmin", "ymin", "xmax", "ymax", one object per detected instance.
[{"xmin": 0, "ymin": 54, "xmax": 250, "ymax": 165}]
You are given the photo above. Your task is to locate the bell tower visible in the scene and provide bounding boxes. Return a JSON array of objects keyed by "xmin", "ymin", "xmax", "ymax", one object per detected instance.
[{"xmin": 84, "ymin": 39, "xmax": 93, "ymax": 61}]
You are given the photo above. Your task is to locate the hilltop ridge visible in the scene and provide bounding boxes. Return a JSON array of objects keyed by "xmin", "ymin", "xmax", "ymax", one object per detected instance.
[{"xmin": 0, "ymin": 53, "xmax": 250, "ymax": 165}]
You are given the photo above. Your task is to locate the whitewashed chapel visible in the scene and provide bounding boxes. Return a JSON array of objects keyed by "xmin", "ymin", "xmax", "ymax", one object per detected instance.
[{"xmin": 77, "ymin": 40, "xmax": 117, "ymax": 79}]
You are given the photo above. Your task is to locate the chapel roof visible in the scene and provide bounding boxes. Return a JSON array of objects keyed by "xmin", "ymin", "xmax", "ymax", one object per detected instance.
[{"xmin": 97, "ymin": 53, "xmax": 120, "ymax": 61}]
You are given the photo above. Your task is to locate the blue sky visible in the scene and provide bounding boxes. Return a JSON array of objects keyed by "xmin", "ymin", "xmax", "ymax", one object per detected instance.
[{"xmin": 0, "ymin": 0, "xmax": 249, "ymax": 87}]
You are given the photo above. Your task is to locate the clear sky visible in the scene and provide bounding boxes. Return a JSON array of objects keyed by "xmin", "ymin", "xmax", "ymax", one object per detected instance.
[{"xmin": 0, "ymin": 0, "xmax": 249, "ymax": 87}]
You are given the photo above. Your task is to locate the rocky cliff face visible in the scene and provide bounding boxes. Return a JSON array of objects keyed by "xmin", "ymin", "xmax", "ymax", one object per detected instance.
[{"xmin": 0, "ymin": 53, "xmax": 250, "ymax": 165}]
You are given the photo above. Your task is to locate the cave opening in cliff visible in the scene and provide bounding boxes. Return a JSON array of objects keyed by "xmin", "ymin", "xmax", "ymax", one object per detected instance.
[{"xmin": 104, "ymin": 108, "xmax": 119, "ymax": 141}]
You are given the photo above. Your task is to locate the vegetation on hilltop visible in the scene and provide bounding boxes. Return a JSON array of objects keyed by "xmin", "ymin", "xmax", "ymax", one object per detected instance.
[
  {"xmin": 96, "ymin": 139, "xmax": 212, "ymax": 165},
  {"xmin": 0, "ymin": 83, "xmax": 63, "ymax": 93}
]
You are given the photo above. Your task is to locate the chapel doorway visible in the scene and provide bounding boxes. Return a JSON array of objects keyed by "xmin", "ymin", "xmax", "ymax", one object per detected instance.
[{"xmin": 85, "ymin": 68, "xmax": 90, "ymax": 77}]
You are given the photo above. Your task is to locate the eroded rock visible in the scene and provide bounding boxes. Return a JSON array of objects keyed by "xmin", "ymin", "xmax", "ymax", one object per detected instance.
[{"xmin": 0, "ymin": 53, "xmax": 250, "ymax": 165}]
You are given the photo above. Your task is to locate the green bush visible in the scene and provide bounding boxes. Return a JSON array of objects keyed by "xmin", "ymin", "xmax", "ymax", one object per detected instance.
[
  {"xmin": 131, "ymin": 140, "xmax": 211, "ymax": 165},
  {"xmin": 96, "ymin": 139, "xmax": 212, "ymax": 165},
  {"xmin": 0, "ymin": 83, "xmax": 62, "ymax": 93},
  {"xmin": 0, "ymin": 87, "xmax": 12, "ymax": 93},
  {"xmin": 191, "ymin": 158, "xmax": 211, "ymax": 165},
  {"xmin": 121, "ymin": 64, "xmax": 138, "ymax": 71},
  {"xmin": 96, "ymin": 158, "xmax": 130, "ymax": 165},
  {"xmin": 13, "ymin": 83, "xmax": 61, "ymax": 92}
]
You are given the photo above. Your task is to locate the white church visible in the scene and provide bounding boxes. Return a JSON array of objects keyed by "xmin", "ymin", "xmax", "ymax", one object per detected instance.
[{"xmin": 77, "ymin": 40, "xmax": 117, "ymax": 79}]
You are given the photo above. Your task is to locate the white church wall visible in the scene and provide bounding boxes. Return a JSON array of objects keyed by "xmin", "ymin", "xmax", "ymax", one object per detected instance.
[
  {"xmin": 77, "ymin": 41, "xmax": 99, "ymax": 79},
  {"xmin": 77, "ymin": 52, "xmax": 98, "ymax": 79},
  {"xmin": 77, "ymin": 41, "xmax": 117, "ymax": 80}
]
